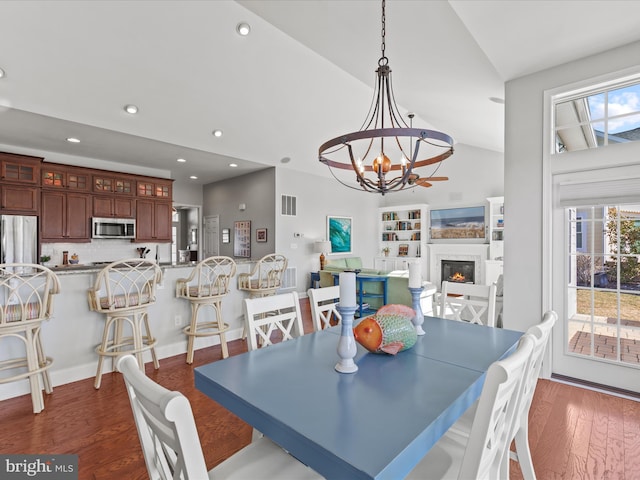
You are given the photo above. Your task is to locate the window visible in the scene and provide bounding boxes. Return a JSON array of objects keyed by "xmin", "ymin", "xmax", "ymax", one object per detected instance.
[
  {"xmin": 567, "ymin": 204, "xmax": 640, "ymax": 368},
  {"xmin": 575, "ymin": 215, "xmax": 584, "ymax": 251},
  {"xmin": 553, "ymin": 76, "xmax": 640, "ymax": 154}
]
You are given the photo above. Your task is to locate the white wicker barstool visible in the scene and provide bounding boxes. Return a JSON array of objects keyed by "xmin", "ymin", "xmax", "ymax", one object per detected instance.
[
  {"xmin": 176, "ymin": 256, "xmax": 236, "ymax": 363},
  {"xmin": 87, "ymin": 259, "xmax": 162, "ymax": 388},
  {"xmin": 0, "ymin": 263, "xmax": 60, "ymax": 413}
]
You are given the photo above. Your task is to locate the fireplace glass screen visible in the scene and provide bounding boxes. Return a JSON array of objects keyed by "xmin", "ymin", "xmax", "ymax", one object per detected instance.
[{"xmin": 441, "ymin": 260, "xmax": 475, "ymax": 284}]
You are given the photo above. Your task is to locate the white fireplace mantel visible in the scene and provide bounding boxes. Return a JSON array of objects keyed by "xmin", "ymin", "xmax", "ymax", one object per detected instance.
[{"xmin": 427, "ymin": 244, "xmax": 489, "ymax": 289}]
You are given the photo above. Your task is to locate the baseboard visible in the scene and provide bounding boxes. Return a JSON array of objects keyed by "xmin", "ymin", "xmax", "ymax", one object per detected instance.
[
  {"xmin": 0, "ymin": 327, "xmax": 244, "ymax": 402},
  {"xmin": 551, "ymin": 373, "xmax": 640, "ymax": 401}
]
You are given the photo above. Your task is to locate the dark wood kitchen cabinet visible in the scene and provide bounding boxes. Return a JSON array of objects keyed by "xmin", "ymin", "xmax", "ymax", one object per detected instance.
[
  {"xmin": 0, "ymin": 152, "xmax": 42, "ymax": 214},
  {"xmin": 0, "ymin": 152, "xmax": 41, "ymax": 185},
  {"xmin": 41, "ymin": 190, "xmax": 91, "ymax": 242},
  {"xmin": 136, "ymin": 199, "xmax": 172, "ymax": 242},
  {"xmin": 137, "ymin": 178, "xmax": 172, "ymax": 199},
  {"xmin": 1, "ymin": 184, "xmax": 39, "ymax": 214},
  {"xmin": 93, "ymin": 174, "xmax": 135, "ymax": 195},
  {"xmin": 41, "ymin": 163, "xmax": 91, "ymax": 192},
  {"xmin": 93, "ymin": 195, "xmax": 135, "ymax": 218}
]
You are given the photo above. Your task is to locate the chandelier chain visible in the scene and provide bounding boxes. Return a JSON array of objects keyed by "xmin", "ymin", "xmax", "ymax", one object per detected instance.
[{"xmin": 379, "ymin": 0, "xmax": 387, "ymax": 66}]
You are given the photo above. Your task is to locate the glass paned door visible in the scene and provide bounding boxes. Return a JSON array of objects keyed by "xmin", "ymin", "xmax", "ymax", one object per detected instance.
[{"xmin": 566, "ymin": 205, "xmax": 640, "ymax": 370}]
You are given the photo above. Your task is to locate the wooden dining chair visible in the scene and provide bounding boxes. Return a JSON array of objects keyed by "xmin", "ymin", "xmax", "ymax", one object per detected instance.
[
  {"xmin": 176, "ymin": 256, "xmax": 236, "ymax": 363},
  {"xmin": 406, "ymin": 334, "xmax": 535, "ymax": 479},
  {"xmin": 307, "ymin": 285, "xmax": 341, "ymax": 331},
  {"xmin": 446, "ymin": 310, "xmax": 558, "ymax": 480},
  {"xmin": 439, "ymin": 281, "xmax": 497, "ymax": 327},
  {"xmin": 243, "ymin": 292, "xmax": 304, "ymax": 351},
  {"xmin": 0, "ymin": 264, "xmax": 60, "ymax": 413},
  {"xmin": 117, "ymin": 355, "xmax": 323, "ymax": 480}
]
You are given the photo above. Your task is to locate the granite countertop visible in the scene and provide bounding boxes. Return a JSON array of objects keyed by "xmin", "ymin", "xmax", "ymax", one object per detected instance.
[{"xmin": 48, "ymin": 258, "xmax": 260, "ymax": 275}]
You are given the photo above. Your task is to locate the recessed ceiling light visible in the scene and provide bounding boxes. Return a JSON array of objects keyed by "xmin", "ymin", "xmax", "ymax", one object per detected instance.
[
  {"xmin": 0, "ymin": 68, "xmax": 5, "ymax": 79},
  {"xmin": 189, "ymin": 175, "xmax": 198, "ymax": 180},
  {"xmin": 489, "ymin": 97, "xmax": 505, "ymax": 104},
  {"xmin": 229, "ymin": 163, "xmax": 238, "ymax": 168},
  {"xmin": 124, "ymin": 104, "xmax": 139, "ymax": 114},
  {"xmin": 177, "ymin": 158, "xmax": 186, "ymax": 163},
  {"xmin": 280, "ymin": 157, "xmax": 291, "ymax": 164},
  {"xmin": 212, "ymin": 129, "xmax": 223, "ymax": 137},
  {"xmin": 66, "ymin": 137, "xmax": 81, "ymax": 143},
  {"xmin": 236, "ymin": 22, "xmax": 251, "ymax": 36}
]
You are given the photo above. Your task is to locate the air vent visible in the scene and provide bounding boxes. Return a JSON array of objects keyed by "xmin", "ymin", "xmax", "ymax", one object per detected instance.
[
  {"xmin": 281, "ymin": 195, "xmax": 297, "ymax": 216},
  {"xmin": 281, "ymin": 267, "xmax": 297, "ymax": 290}
]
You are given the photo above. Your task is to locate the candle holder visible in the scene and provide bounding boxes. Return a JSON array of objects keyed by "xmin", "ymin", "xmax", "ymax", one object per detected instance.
[
  {"xmin": 335, "ymin": 304, "xmax": 358, "ymax": 373},
  {"xmin": 408, "ymin": 287, "xmax": 425, "ymax": 336}
]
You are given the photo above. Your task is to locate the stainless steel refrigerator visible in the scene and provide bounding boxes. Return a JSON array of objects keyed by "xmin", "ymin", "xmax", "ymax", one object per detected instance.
[{"xmin": 0, "ymin": 215, "xmax": 38, "ymax": 264}]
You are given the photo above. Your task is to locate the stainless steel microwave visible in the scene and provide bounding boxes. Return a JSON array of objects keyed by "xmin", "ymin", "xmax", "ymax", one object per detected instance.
[{"xmin": 91, "ymin": 217, "xmax": 136, "ymax": 239}]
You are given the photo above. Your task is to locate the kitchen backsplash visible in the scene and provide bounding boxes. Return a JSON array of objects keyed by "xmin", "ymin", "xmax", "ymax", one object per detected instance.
[{"xmin": 41, "ymin": 240, "xmax": 172, "ymax": 266}]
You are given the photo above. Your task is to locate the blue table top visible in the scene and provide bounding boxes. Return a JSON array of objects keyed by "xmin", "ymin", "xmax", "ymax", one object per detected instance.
[{"xmin": 195, "ymin": 317, "xmax": 523, "ymax": 480}]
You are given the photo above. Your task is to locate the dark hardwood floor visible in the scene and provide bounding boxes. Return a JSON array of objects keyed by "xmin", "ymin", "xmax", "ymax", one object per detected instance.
[{"xmin": 1, "ymin": 298, "xmax": 639, "ymax": 479}]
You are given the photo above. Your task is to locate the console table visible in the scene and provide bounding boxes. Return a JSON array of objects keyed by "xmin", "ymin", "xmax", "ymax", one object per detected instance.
[{"xmin": 332, "ymin": 272, "xmax": 388, "ymax": 317}]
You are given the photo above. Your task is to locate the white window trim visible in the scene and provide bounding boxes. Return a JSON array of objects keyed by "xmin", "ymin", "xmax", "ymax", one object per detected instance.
[{"xmin": 543, "ymin": 65, "xmax": 640, "ymax": 378}]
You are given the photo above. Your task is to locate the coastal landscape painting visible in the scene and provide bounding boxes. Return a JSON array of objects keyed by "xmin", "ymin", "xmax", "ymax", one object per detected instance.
[{"xmin": 430, "ymin": 206, "xmax": 485, "ymax": 239}]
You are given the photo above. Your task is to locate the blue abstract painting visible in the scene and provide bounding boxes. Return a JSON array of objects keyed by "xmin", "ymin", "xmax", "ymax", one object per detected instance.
[{"xmin": 327, "ymin": 216, "xmax": 352, "ymax": 254}]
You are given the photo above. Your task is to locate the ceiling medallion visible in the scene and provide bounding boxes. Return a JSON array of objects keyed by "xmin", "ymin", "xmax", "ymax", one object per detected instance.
[{"xmin": 318, "ymin": 0, "xmax": 454, "ymax": 195}]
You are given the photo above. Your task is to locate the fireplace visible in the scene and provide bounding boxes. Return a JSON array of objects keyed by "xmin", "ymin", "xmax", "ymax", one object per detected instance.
[
  {"xmin": 441, "ymin": 260, "xmax": 475, "ymax": 284},
  {"xmin": 428, "ymin": 244, "xmax": 488, "ymax": 289}
]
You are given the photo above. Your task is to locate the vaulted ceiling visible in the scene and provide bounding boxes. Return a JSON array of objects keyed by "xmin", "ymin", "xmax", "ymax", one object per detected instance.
[{"xmin": 0, "ymin": 1, "xmax": 639, "ymax": 185}]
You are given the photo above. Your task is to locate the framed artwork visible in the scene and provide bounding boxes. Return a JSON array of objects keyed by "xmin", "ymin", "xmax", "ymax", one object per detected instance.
[
  {"xmin": 234, "ymin": 221, "xmax": 251, "ymax": 257},
  {"xmin": 222, "ymin": 228, "xmax": 230, "ymax": 244},
  {"xmin": 429, "ymin": 206, "xmax": 485, "ymax": 240},
  {"xmin": 256, "ymin": 228, "xmax": 267, "ymax": 242},
  {"xmin": 398, "ymin": 244, "xmax": 409, "ymax": 256},
  {"xmin": 327, "ymin": 216, "xmax": 352, "ymax": 255}
]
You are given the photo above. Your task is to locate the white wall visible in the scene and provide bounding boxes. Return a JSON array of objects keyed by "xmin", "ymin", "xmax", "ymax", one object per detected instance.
[
  {"xmin": 504, "ymin": 39, "xmax": 640, "ymax": 333},
  {"xmin": 275, "ymin": 168, "xmax": 380, "ymax": 292},
  {"xmin": 379, "ymin": 143, "xmax": 504, "ymax": 209}
]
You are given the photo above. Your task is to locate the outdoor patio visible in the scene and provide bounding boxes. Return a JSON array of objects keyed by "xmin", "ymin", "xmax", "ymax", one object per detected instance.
[{"xmin": 568, "ymin": 313, "xmax": 640, "ymax": 365}]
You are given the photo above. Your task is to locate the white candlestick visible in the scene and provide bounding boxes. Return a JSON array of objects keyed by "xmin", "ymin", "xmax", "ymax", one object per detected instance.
[
  {"xmin": 409, "ymin": 262, "xmax": 422, "ymax": 288},
  {"xmin": 339, "ymin": 272, "xmax": 357, "ymax": 307}
]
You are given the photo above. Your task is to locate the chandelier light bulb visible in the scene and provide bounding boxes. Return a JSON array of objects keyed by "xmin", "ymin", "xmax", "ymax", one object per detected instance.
[{"xmin": 373, "ymin": 153, "xmax": 391, "ymax": 174}]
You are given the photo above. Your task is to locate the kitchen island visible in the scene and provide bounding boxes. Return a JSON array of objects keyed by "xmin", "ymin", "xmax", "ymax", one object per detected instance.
[{"xmin": 0, "ymin": 259, "xmax": 259, "ymax": 401}]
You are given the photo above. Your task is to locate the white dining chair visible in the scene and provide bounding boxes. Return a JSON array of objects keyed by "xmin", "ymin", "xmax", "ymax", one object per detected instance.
[
  {"xmin": 447, "ymin": 310, "xmax": 558, "ymax": 480},
  {"xmin": 237, "ymin": 253, "xmax": 288, "ymax": 340},
  {"xmin": 439, "ymin": 281, "xmax": 497, "ymax": 327},
  {"xmin": 243, "ymin": 292, "xmax": 304, "ymax": 351},
  {"xmin": 503, "ymin": 310, "xmax": 558, "ymax": 480},
  {"xmin": 117, "ymin": 355, "xmax": 323, "ymax": 480},
  {"xmin": 307, "ymin": 285, "xmax": 341, "ymax": 331},
  {"xmin": 406, "ymin": 334, "xmax": 535, "ymax": 480}
]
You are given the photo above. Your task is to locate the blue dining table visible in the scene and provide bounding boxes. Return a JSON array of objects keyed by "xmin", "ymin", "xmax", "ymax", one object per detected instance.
[{"xmin": 195, "ymin": 316, "xmax": 523, "ymax": 479}]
